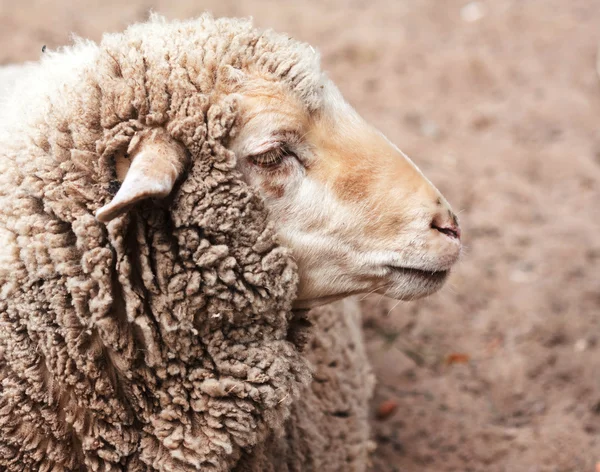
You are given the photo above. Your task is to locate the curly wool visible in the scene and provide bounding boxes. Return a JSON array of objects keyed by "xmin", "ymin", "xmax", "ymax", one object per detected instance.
[
  {"xmin": 0, "ymin": 15, "xmax": 329, "ymax": 471},
  {"xmin": 237, "ymin": 299, "xmax": 375, "ymax": 472}
]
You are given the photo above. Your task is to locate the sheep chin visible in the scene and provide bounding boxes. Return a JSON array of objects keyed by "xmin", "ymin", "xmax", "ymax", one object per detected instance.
[{"xmin": 378, "ymin": 267, "xmax": 450, "ymax": 301}]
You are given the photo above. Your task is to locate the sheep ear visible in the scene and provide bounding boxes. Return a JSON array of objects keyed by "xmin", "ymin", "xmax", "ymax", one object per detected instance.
[{"xmin": 96, "ymin": 129, "xmax": 188, "ymax": 223}]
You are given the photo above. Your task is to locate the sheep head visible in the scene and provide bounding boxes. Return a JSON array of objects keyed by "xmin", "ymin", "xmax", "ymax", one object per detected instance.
[
  {"xmin": 228, "ymin": 77, "xmax": 462, "ymax": 308},
  {"xmin": 95, "ymin": 16, "xmax": 461, "ymax": 310}
]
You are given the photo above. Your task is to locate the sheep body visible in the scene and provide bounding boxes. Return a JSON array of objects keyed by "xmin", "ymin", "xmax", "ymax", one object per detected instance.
[{"xmin": 0, "ymin": 15, "xmax": 373, "ymax": 472}]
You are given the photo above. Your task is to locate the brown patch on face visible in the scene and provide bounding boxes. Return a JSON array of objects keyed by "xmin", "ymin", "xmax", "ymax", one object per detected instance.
[
  {"xmin": 304, "ymin": 112, "xmax": 443, "ymax": 242},
  {"xmin": 255, "ymin": 158, "xmax": 296, "ymax": 200},
  {"xmin": 261, "ymin": 180, "xmax": 285, "ymax": 199},
  {"xmin": 333, "ymin": 163, "xmax": 376, "ymax": 202},
  {"xmin": 307, "ymin": 116, "xmax": 424, "ymax": 202},
  {"xmin": 306, "ymin": 122, "xmax": 378, "ymax": 203}
]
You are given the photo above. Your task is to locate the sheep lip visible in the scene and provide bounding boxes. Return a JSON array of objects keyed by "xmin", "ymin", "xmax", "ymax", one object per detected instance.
[{"xmin": 385, "ymin": 265, "xmax": 449, "ymax": 280}]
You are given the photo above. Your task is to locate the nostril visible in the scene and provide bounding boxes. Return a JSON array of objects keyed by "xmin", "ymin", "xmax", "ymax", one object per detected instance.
[{"xmin": 431, "ymin": 221, "xmax": 461, "ymax": 240}]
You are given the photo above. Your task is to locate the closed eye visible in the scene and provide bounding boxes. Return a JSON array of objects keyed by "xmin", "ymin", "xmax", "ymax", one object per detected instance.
[{"xmin": 248, "ymin": 145, "xmax": 297, "ymax": 168}]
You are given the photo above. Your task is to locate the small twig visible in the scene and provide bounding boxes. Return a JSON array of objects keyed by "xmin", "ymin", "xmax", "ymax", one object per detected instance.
[{"xmin": 277, "ymin": 393, "xmax": 290, "ymax": 405}]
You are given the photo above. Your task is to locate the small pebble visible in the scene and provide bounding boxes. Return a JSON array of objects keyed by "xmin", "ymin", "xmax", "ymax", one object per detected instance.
[
  {"xmin": 574, "ymin": 338, "xmax": 588, "ymax": 352},
  {"xmin": 461, "ymin": 2, "xmax": 486, "ymax": 22}
]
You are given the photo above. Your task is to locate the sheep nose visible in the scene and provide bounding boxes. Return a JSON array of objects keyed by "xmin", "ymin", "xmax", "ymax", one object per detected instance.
[{"xmin": 431, "ymin": 210, "xmax": 461, "ymax": 240}]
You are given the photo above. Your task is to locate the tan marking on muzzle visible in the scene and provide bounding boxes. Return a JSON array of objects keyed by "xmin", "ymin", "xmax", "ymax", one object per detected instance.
[{"xmin": 306, "ymin": 117, "xmax": 443, "ymax": 239}]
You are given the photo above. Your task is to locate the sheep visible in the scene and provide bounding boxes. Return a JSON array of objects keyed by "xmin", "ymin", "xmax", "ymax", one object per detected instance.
[
  {"xmin": 0, "ymin": 14, "xmax": 461, "ymax": 472},
  {"xmin": 0, "ymin": 65, "xmax": 29, "ymax": 98}
]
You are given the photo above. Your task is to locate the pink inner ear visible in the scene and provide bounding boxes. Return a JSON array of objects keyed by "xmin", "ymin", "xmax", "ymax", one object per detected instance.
[{"xmin": 95, "ymin": 129, "xmax": 188, "ymax": 223}]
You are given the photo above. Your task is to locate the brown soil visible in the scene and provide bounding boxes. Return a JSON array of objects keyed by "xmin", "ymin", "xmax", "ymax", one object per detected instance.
[{"xmin": 1, "ymin": 0, "xmax": 599, "ymax": 470}]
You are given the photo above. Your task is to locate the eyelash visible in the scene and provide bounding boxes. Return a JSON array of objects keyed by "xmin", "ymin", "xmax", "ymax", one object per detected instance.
[{"xmin": 249, "ymin": 145, "xmax": 296, "ymax": 168}]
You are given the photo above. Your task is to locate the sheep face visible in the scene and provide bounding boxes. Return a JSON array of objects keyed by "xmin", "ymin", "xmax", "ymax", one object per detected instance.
[
  {"xmin": 94, "ymin": 23, "xmax": 461, "ymax": 310},
  {"xmin": 230, "ymin": 77, "xmax": 462, "ymax": 308}
]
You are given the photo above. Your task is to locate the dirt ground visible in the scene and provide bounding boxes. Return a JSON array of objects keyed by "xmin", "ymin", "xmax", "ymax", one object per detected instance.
[{"xmin": 1, "ymin": 0, "xmax": 599, "ymax": 470}]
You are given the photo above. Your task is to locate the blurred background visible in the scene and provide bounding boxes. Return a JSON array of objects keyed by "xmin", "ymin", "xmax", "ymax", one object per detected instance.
[{"xmin": 1, "ymin": 0, "xmax": 599, "ymax": 470}]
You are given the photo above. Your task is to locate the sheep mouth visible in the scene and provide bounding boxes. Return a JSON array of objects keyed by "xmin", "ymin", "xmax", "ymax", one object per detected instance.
[{"xmin": 385, "ymin": 266, "xmax": 449, "ymax": 283}]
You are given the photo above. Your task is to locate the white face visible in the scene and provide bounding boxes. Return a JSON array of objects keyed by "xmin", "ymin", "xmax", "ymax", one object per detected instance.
[{"xmin": 229, "ymin": 77, "xmax": 462, "ymax": 309}]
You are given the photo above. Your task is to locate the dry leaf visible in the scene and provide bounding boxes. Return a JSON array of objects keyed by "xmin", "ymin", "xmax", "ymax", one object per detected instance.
[
  {"xmin": 376, "ymin": 399, "xmax": 398, "ymax": 420},
  {"xmin": 445, "ymin": 353, "xmax": 471, "ymax": 365}
]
